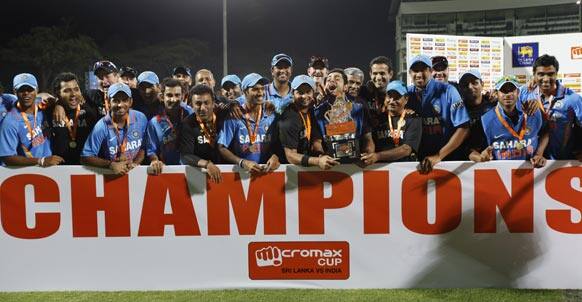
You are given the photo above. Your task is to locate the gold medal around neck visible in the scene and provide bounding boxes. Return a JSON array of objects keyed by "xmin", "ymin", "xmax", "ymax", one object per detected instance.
[
  {"xmin": 515, "ymin": 141, "xmax": 524, "ymax": 150},
  {"xmin": 69, "ymin": 141, "xmax": 77, "ymax": 149},
  {"xmin": 249, "ymin": 144, "xmax": 259, "ymax": 153}
]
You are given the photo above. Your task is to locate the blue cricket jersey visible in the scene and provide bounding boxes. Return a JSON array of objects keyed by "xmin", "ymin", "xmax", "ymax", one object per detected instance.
[
  {"xmin": 0, "ymin": 94, "xmax": 17, "ymax": 121},
  {"xmin": 82, "ymin": 109, "xmax": 148, "ymax": 161},
  {"xmin": 146, "ymin": 103, "xmax": 192, "ymax": 165},
  {"xmin": 0, "ymin": 104, "xmax": 52, "ymax": 159},
  {"xmin": 519, "ymin": 82, "xmax": 582, "ymax": 159},
  {"xmin": 265, "ymin": 82, "xmax": 293, "ymax": 114},
  {"xmin": 481, "ymin": 105, "xmax": 544, "ymax": 160},
  {"xmin": 217, "ymin": 105, "xmax": 276, "ymax": 163},
  {"xmin": 407, "ymin": 79, "xmax": 470, "ymax": 159}
]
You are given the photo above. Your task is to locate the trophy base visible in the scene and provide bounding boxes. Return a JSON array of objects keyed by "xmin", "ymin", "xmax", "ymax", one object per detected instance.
[{"xmin": 327, "ymin": 138, "xmax": 360, "ymax": 164}]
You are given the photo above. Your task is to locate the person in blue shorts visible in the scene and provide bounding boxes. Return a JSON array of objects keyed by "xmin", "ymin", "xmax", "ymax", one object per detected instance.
[
  {"xmin": 81, "ymin": 83, "xmax": 148, "ymax": 175},
  {"xmin": 218, "ymin": 73, "xmax": 280, "ymax": 173},
  {"xmin": 0, "ymin": 73, "xmax": 63, "ymax": 167}
]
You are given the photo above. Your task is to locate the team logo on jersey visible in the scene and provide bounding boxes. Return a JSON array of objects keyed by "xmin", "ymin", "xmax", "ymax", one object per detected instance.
[
  {"xmin": 132, "ymin": 130, "xmax": 140, "ymax": 138},
  {"xmin": 432, "ymin": 104, "xmax": 441, "ymax": 114},
  {"xmin": 553, "ymin": 101, "xmax": 563, "ymax": 109},
  {"xmin": 512, "ymin": 43, "xmax": 538, "ymax": 67}
]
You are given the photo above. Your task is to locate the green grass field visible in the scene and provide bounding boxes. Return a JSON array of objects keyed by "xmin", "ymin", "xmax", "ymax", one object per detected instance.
[{"xmin": 0, "ymin": 289, "xmax": 580, "ymax": 302}]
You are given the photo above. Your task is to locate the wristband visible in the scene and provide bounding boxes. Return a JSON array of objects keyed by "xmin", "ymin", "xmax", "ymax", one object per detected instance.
[
  {"xmin": 301, "ymin": 154, "xmax": 310, "ymax": 167},
  {"xmin": 238, "ymin": 159, "xmax": 245, "ymax": 168},
  {"xmin": 38, "ymin": 157, "xmax": 45, "ymax": 167}
]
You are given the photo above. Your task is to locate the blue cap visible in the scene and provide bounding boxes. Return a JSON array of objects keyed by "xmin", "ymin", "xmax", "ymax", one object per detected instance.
[
  {"xmin": 137, "ymin": 71, "xmax": 159, "ymax": 85},
  {"xmin": 13, "ymin": 73, "xmax": 38, "ymax": 90},
  {"xmin": 408, "ymin": 54, "xmax": 432, "ymax": 70},
  {"xmin": 241, "ymin": 73, "xmax": 269, "ymax": 91},
  {"xmin": 386, "ymin": 80, "xmax": 408, "ymax": 96},
  {"xmin": 291, "ymin": 75, "xmax": 316, "ymax": 90},
  {"xmin": 271, "ymin": 53, "xmax": 293, "ymax": 67},
  {"xmin": 494, "ymin": 75, "xmax": 520, "ymax": 91},
  {"xmin": 108, "ymin": 83, "xmax": 132, "ymax": 98},
  {"xmin": 221, "ymin": 74, "xmax": 242, "ymax": 87},
  {"xmin": 459, "ymin": 69, "xmax": 482, "ymax": 83}
]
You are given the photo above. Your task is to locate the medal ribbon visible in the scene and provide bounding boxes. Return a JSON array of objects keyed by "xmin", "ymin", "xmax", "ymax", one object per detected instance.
[
  {"xmin": 244, "ymin": 105, "xmax": 262, "ymax": 145},
  {"xmin": 388, "ymin": 110, "xmax": 406, "ymax": 145},
  {"xmin": 536, "ymin": 94, "xmax": 555, "ymax": 121},
  {"xmin": 103, "ymin": 89, "xmax": 110, "ymax": 114},
  {"xmin": 495, "ymin": 106, "xmax": 527, "ymax": 141},
  {"xmin": 196, "ymin": 113, "xmax": 216, "ymax": 146},
  {"xmin": 64, "ymin": 105, "xmax": 80, "ymax": 144},
  {"xmin": 17, "ymin": 102, "xmax": 38, "ymax": 157},
  {"xmin": 112, "ymin": 114, "xmax": 130, "ymax": 160},
  {"xmin": 299, "ymin": 112, "xmax": 312, "ymax": 142}
]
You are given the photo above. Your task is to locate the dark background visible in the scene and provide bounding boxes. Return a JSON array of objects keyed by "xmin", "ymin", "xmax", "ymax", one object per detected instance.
[{"xmin": 0, "ymin": 0, "xmax": 395, "ymax": 91}]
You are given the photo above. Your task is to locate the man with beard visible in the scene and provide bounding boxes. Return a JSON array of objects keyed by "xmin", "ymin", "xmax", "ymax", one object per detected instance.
[
  {"xmin": 266, "ymin": 53, "xmax": 294, "ymax": 114},
  {"xmin": 307, "ymin": 56, "xmax": 329, "ymax": 105},
  {"xmin": 146, "ymin": 78, "xmax": 193, "ymax": 174},
  {"xmin": 407, "ymin": 55, "xmax": 470, "ymax": 173},
  {"xmin": 359, "ymin": 56, "xmax": 393, "ymax": 114},
  {"xmin": 81, "ymin": 83, "xmax": 147, "ymax": 175},
  {"xmin": 119, "ymin": 66, "xmax": 138, "ymax": 89},
  {"xmin": 0, "ymin": 73, "xmax": 64, "ymax": 167},
  {"xmin": 469, "ymin": 76, "xmax": 548, "ymax": 167},
  {"xmin": 314, "ymin": 69, "xmax": 375, "ymax": 163},
  {"xmin": 220, "ymin": 74, "xmax": 242, "ymax": 102},
  {"xmin": 344, "ymin": 67, "xmax": 365, "ymax": 99},
  {"xmin": 218, "ymin": 73, "xmax": 280, "ymax": 173},
  {"xmin": 86, "ymin": 60, "xmax": 120, "ymax": 117},
  {"xmin": 133, "ymin": 71, "xmax": 162, "ymax": 120},
  {"xmin": 180, "ymin": 84, "xmax": 223, "ymax": 183},
  {"xmin": 278, "ymin": 75, "xmax": 337, "ymax": 169},
  {"xmin": 48, "ymin": 72, "xmax": 99, "ymax": 165},
  {"xmin": 361, "ymin": 81, "xmax": 422, "ymax": 165},
  {"xmin": 519, "ymin": 54, "xmax": 582, "ymax": 160}
]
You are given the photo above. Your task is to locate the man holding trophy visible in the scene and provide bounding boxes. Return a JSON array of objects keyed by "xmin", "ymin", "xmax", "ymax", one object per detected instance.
[{"xmin": 313, "ymin": 69, "xmax": 375, "ymax": 164}]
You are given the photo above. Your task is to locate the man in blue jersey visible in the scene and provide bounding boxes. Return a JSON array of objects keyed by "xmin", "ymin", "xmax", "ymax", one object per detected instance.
[
  {"xmin": 469, "ymin": 76, "xmax": 548, "ymax": 167},
  {"xmin": 406, "ymin": 54, "xmax": 470, "ymax": 173},
  {"xmin": 266, "ymin": 53, "xmax": 294, "ymax": 114},
  {"xmin": 133, "ymin": 71, "xmax": 162, "ymax": 120},
  {"xmin": 81, "ymin": 83, "xmax": 148, "ymax": 175},
  {"xmin": 313, "ymin": 68, "xmax": 375, "ymax": 163},
  {"xmin": 147, "ymin": 78, "xmax": 193, "ymax": 174},
  {"xmin": 218, "ymin": 73, "xmax": 280, "ymax": 173},
  {"xmin": 0, "ymin": 74, "xmax": 64, "ymax": 167},
  {"xmin": 519, "ymin": 54, "xmax": 582, "ymax": 160}
]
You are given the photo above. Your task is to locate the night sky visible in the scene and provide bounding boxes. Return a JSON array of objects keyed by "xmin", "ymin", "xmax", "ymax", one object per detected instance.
[{"xmin": 1, "ymin": 0, "xmax": 395, "ymax": 84}]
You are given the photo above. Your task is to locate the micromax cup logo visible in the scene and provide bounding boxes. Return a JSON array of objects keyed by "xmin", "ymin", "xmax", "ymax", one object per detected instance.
[
  {"xmin": 572, "ymin": 47, "xmax": 582, "ymax": 60},
  {"xmin": 255, "ymin": 246, "xmax": 283, "ymax": 267},
  {"xmin": 249, "ymin": 241, "xmax": 350, "ymax": 280}
]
